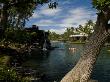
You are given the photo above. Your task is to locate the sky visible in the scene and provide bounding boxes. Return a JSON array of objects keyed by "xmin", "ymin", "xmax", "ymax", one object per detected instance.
[{"xmin": 26, "ymin": 0, "xmax": 97, "ymax": 34}]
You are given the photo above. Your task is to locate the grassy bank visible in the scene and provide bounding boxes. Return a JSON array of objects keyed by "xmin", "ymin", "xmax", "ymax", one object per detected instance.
[
  {"xmin": 68, "ymin": 41, "xmax": 86, "ymax": 44},
  {"xmin": 0, "ymin": 46, "xmax": 32, "ymax": 81}
]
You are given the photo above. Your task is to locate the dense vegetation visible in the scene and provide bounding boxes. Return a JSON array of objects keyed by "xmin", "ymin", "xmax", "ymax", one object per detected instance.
[
  {"xmin": 49, "ymin": 20, "xmax": 95, "ymax": 41},
  {"xmin": 0, "ymin": 0, "xmax": 51, "ymax": 81},
  {"xmin": 1, "ymin": 0, "xmax": 110, "ymax": 82},
  {"xmin": 61, "ymin": 0, "xmax": 110, "ymax": 82},
  {"xmin": 0, "ymin": 65, "xmax": 28, "ymax": 82}
]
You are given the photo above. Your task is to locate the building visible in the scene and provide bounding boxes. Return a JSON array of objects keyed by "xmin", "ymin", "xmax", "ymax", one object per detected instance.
[
  {"xmin": 69, "ymin": 33, "xmax": 88, "ymax": 41},
  {"xmin": 24, "ymin": 25, "xmax": 51, "ymax": 50}
]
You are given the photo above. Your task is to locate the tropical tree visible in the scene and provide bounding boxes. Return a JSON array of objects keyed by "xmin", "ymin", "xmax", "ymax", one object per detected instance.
[
  {"xmin": 62, "ymin": 27, "xmax": 75, "ymax": 40},
  {"xmin": 0, "ymin": 0, "xmax": 48, "ymax": 29},
  {"xmin": 49, "ymin": 31, "xmax": 60, "ymax": 40},
  {"xmin": 61, "ymin": 0, "xmax": 110, "ymax": 82},
  {"xmin": 78, "ymin": 20, "xmax": 95, "ymax": 35}
]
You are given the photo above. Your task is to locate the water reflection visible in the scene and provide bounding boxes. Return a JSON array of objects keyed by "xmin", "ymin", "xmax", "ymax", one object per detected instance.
[
  {"xmin": 91, "ymin": 47, "xmax": 110, "ymax": 82},
  {"xmin": 22, "ymin": 42, "xmax": 110, "ymax": 82},
  {"xmin": 39, "ymin": 42, "xmax": 84, "ymax": 81}
]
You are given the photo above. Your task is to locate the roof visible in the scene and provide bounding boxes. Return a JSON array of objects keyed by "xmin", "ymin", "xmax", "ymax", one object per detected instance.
[{"xmin": 69, "ymin": 34, "xmax": 88, "ymax": 37}]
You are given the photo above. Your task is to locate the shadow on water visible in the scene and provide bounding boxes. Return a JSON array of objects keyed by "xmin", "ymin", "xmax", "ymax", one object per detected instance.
[
  {"xmin": 22, "ymin": 42, "xmax": 84, "ymax": 82},
  {"xmin": 91, "ymin": 47, "xmax": 110, "ymax": 82},
  {"xmin": 22, "ymin": 42, "xmax": 110, "ymax": 82}
]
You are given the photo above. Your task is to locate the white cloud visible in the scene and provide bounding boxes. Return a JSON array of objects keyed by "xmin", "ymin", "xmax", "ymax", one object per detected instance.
[
  {"xmin": 29, "ymin": 7, "xmax": 97, "ymax": 34},
  {"xmin": 40, "ymin": 8, "xmax": 61, "ymax": 16},
  {"xmin": 32, "ymin": 7, "xmax": 97, "ymax": 29},
  {"xmin": 38, "ymin": 20, "xmax": 54, "ymax": 24},
  {"xmin": 34, "ymin": 19, "xmax": 55, "ymax": 26},
  {"xmin": 34, "ymin": 22, "xmax": 74, "ymax": 27},
  {"xmin": 62, "ymin": 7, "xmax": 97, "ymax": 27},
  {"xmin": 50, "ymin": 28, "xmax": 66, "ymax": 34},
  {"xmin": 58, "ymin": 23, "xmax": 75, "ymax": 27},
  {"xmin": 30, "ymin": 12, "xmax": 41, "ymax": 19}
]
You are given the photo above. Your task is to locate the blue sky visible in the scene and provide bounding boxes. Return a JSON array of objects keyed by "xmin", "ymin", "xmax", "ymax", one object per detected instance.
[{"xmin": 26, "ymin": 0, "xmax": 97, "ymax": 34}]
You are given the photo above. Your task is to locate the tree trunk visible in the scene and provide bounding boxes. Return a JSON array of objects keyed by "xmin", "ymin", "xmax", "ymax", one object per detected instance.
[
  {"xmin": 60, "ymin": 13, "xmax": 110, "ymax": 82},
  {"xmin": 0, "ymin": 3, "xmax": 8, "ymax": 39},
  {"xmin": 1, "ymin": 3, "xmax": 8, "ymax": 29}
]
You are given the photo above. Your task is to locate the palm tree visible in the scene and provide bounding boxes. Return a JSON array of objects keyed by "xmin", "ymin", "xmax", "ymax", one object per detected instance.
[
  {"xmin": 77, "ymin": 20, "xmax": 95, "ymax": 35},
  {"xmin": 61, "ymin": 1, "xmax": 110, "ymax": 82}
]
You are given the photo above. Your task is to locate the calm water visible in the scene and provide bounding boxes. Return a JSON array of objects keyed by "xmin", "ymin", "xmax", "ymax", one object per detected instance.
[{"xmin": 23, "ymin": 42, "xmax": 110, "ymax": 82}]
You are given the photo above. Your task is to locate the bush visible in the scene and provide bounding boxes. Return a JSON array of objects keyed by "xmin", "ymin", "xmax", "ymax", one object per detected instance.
[{"xmin": 0, "ymin": 66, "xmax": 29, "ymax": 82}]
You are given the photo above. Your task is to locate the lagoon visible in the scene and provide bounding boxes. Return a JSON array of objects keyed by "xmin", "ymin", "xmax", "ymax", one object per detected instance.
[{"xmin": 23, "ymin": 42, "xmax": 110, "ymax": 82}]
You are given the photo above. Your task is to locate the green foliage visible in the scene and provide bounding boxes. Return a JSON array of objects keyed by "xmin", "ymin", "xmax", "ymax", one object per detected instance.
[
  {"xmin": 62, "ymin": 27, "xmax": 75, "ymax": 40},
  {"xmin": 49, "ymin": 20, "xmax": 95, "ymax": 41},
  {"xmin": 30, "ymin": 32, "xmax": 37, "ymax": 38},
  {"xmin": 4, "ymin": 28, "xmax": 38, "ymax": 44},
  {"xmin": 49, "ymin": 31, "xmax": 61, "ymax": 40},
  {"xmin": 3, "ymin": 27, "xmax": 49, "ymax": 50},
  {"xmin": 0, "ymin": 66, "xmax": 28, "ymax": 82},
  {"xmin": 77, "ymin": 20, "xmax": 95, "ymax": 35},
  {"xmin": 1, "ymin": 0, "xmax": 49, "ymax": 28},
  {"xmin": 93, "ymin": 0, "xmax": 110, "ymax": 11}
]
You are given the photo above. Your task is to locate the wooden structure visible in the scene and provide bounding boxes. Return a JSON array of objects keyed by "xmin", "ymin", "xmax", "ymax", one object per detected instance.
[
  {"xmin": 24, "ymin": 25, "xmax": 51, "ymax": 50},
  {"xmin": 69, "ymin": 34, "xmax": 88, "ymax": 41}
]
